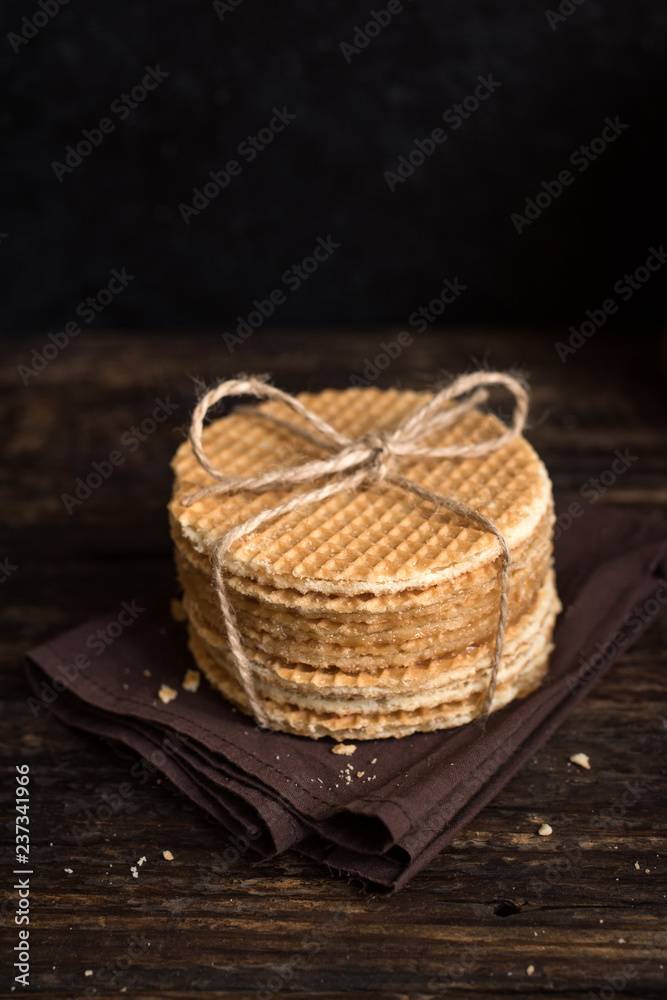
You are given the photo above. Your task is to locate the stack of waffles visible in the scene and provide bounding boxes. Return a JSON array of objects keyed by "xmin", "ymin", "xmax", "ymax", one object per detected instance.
[{"xmin": 168, "ymin": 387, "xmax": 560, "ymax": 740}]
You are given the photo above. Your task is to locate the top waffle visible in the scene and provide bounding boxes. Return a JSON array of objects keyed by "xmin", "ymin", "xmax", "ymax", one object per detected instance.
[{"xmin": 169, "ymin": 387, "xmax": 552, "ymax": 596}]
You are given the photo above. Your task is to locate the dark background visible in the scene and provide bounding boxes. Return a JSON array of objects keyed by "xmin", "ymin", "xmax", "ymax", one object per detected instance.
[{"xmin": 2, "ymin": 0, "xmax": 666, "ymax": 338}]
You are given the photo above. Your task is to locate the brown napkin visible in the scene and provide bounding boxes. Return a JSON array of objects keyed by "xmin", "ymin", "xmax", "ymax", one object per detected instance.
[{"xmin": 24, "ymin": 501, "xmax": 667, "ymax": 892}]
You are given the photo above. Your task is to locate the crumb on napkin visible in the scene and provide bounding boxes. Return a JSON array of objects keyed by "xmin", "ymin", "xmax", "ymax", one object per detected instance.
[
  {"xmin": 331, "ymin": 743, "xmax": 356, "ymax": 755},
  {"xmin": 170, "ymin": 597, "xmax": 187, "ymax": 622},
  {"xmin": 181, "ymin": 669, "xmax": 200, "ymax": 693},
  {"xmin": 158, "ymin": 684, "xmax": 178, "ymax": 704}
]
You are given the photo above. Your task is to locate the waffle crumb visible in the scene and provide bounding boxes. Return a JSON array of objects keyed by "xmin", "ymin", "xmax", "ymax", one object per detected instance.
[
  {"xmin": 84, "ymin": 970, "xmax": 93, "ymax": 977},
  {"xmin": 143, "ymin": 669, "xmax": 152, "ymax": 677},
  {"xmin": 370, "ymin": 757, "xmax": 377, "ymax": 764},
  {"xmin": 181, "ymin": 669, "xmax": 201, "ymax": 693},
  {"xmin": 170, "ymin": 597, "xmax": 187, "ymax": 621},
  {"xmin": 163, "ymin": 850, "xmax": 174, "ymax": 861},
  {"xmin": 635, "ymin": 861, "xmax": 640, "ymax": 869},
  {"xmin": 158, "ymin": 684, "xmax": 178, "ymax": 704},
  {"xmin": 538, "ymin": 823, "xmax": 553, "ymax": 836},
  {"xmin": 569, "ymin": 752, "xmax": 591, "ymax": 770},
  {"xmin": 526, "ymin": 965, "xmax": 535, "ymax": 976},
  {"xmin": 332, "ymin": 743, "xmax": 357, "ymax": 755},
  {"xmin": 356, "ymin": 771, "xmax": 365, "ymax": 778}
]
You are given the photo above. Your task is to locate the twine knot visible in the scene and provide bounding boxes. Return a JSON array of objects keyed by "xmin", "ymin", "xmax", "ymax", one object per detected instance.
[
  {"xmin": 359, "ymin": 431, "xmax": 391, "ymax": 478},
  {"xmin": 182, "ymin": 372, "xmax": 529, "ymax": 732}
]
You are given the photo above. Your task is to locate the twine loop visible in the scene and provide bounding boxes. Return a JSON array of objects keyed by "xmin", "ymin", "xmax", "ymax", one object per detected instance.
[{"xmin": 182, "ymin": 372, "xmax": 529, "ymax": 731}]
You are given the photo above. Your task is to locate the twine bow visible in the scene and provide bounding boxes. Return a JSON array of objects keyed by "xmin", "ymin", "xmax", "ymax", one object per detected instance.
[{"xmin": 183, "ymin": 372, "xmax": 529, "ymax": 731}]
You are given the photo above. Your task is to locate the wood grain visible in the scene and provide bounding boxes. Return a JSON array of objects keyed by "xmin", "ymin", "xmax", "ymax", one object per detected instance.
[{"xmin": 1, "ymin": 329, "xmax": 666, "ymax": 999}]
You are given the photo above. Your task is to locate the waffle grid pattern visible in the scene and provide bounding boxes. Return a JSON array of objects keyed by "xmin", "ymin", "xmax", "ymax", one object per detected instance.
[{"xmin": 171, "ymin": 388, "xmax": 551, "ymax": 592}]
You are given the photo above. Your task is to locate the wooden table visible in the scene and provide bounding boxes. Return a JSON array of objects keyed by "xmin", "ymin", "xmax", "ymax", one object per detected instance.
[{"xmin": 2, "ymin": 329, "xmax": 666, "ymax": 999}]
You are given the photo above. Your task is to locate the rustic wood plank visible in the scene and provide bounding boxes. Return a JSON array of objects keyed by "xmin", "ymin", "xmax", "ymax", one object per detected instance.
[{"xmin": 1, "ymin": 329, "xmax": 666, "ymax": 998}]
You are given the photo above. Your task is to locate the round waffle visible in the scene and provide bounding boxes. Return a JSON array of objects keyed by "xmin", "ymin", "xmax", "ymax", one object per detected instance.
[
  {"xmin": 170, "ymin": 387, "xmax": 553, "ymax": 595},
  {"xmin": 174, "ymin": 538, "xmax": 552, "ymax": 656},
  {"xmin": 186, "ymin": 629, "xmax": 554, "ymax": 740},
  {"xmin": 186, "ymin": 569, "xmax": 559, "ymax": 704}
]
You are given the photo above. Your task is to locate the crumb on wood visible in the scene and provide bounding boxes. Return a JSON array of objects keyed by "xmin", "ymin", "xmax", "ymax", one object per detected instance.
[
  {"xmin": 162, "ymin": 850, "xmax": 174, "ymax": 861},
  {"xmin": 158, "ymin": 684, "xmax": 178, "ymax": 704},
  {"xmin": 569, "ymin": 752, "xmax": 591, "ymax": 770},
  {"xmin": 181, "ymin": 669, "xmax": 200, "ymax": 693},
  {"xmin": 143, "ymin": 669, "xmax": 152, "ymax": 677},
  {"xmin": 526, "ymin": 964, "xmax": 535, "ymax": 976},
  {"xmin": 538, "ymin": 823, "xmax": 553, "ymax": 836},
  {"xmin": 332, "ymin": 743, "xmax": 357, "ymax": 755}
]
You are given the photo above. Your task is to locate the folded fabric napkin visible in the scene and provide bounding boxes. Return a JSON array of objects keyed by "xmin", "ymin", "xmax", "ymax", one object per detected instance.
[{"xmin": 25, "ymin": 502, "xmax": 667, "ymax": 892}]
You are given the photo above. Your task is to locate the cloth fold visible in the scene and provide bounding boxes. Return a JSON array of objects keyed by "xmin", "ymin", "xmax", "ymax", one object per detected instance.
[{"xmin": 25, "ymin": 502, "xmax": 667, "ymax": 892}]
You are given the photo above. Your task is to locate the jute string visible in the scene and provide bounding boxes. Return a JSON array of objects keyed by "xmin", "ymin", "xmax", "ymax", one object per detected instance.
[{"xmin": 182, "ymin": 372, "xmax": 529, "ymax": 731}]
